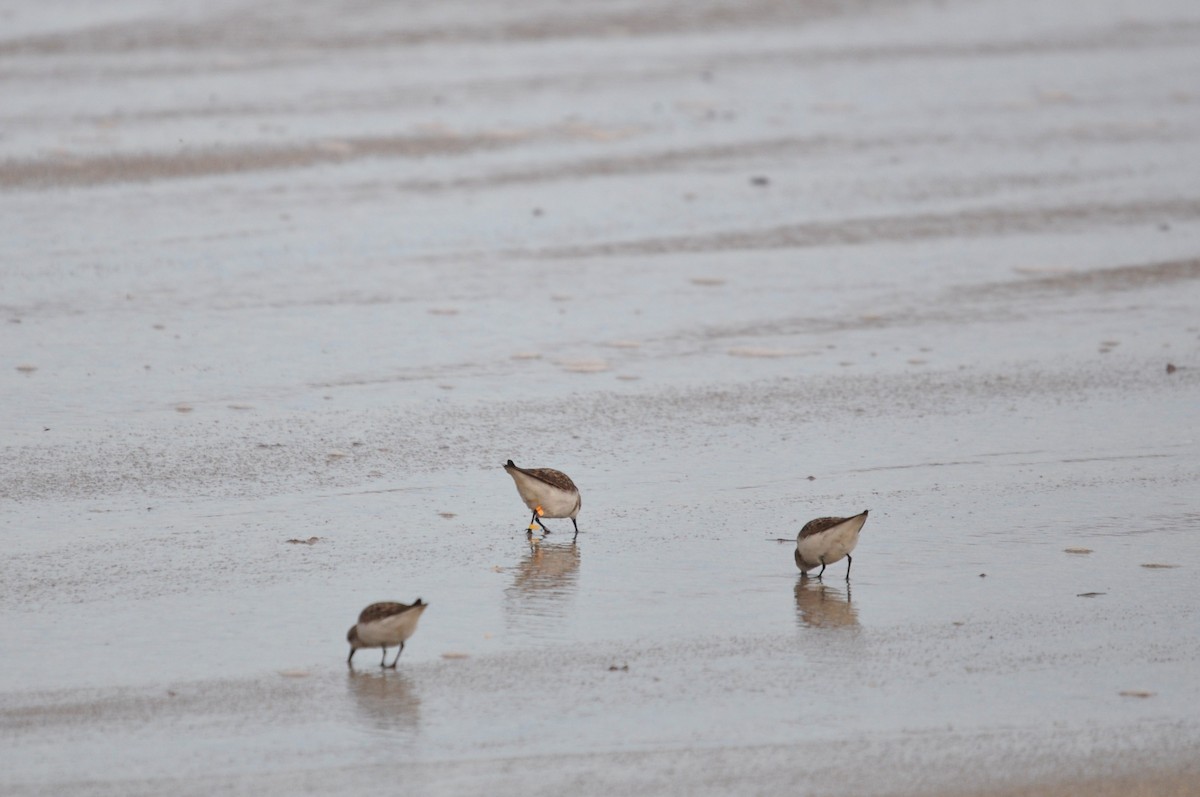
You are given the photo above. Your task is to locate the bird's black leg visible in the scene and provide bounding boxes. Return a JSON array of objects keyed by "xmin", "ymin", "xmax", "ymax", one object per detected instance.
[
  {"xmin": 817, "ymin": 558, "xmax": 826, "ymax": 579},
  {"xmin": 845, "ymin": 554, "xmax": 853, "ymax": 581},
  {"xmin": 380, "ymin": 647, "xmax": 388, "ymax": 667},
  {"xmin": 388, "ymin": 642, "xmax": 405, "ymax": 669},
  {"xmin": 571, "ymin": 518, "xmax": 579, "ymax": 541},
  {"xmin": 528, "ymin": 510, "xmax": 539, "ymax": 531},
  {"xmin": 347, "ymin": 648, "xmax": 356, "ymax": 668}
]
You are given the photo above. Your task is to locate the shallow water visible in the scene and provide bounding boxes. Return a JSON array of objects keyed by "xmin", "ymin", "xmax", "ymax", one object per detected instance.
[{"xmin": 3, "ymin": 0, "xmax": 1200, "ymax": 794}]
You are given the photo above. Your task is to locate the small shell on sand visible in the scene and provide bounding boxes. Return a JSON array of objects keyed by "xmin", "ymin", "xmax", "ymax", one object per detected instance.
[
  {"xmin": 15, "ymin": 364, "xmax": 37, "ymax": 373},
  {"xmin": 690, "ymin": 277, "xmax": 726, "ymax": 286},
  {"xmin": 1119, "ymin": 690, "xmax": 1155, "ymax": 698},
  {"xmin": 278, "ymin": 669, "xmax": 311, "ymax": 678},
  {"xmin": 1140, "ymin": 563, "xmax": 1179, "ymax": 569},
  {"xmin": 511, "ymin": 352, "xmax": 542, "ymax": 360},
  {"xmin": 316, "ymin": 139, "xmax": 354, "ymax": 155},
  {"xmin": 174, "ymin": 404, "xmax": 194, "ymax": 413},
  {"xmin": 428, "ymin": 307, "xmax": 459, "ymax": 316},
  {"xmin": 441, "ymin": 652, "xmax": 470, "ymax": 660},
  {"xmin": 565, "ymin": 124, "xmax": 638, "ymax": 141},
  {"xmin": 606, "ymin": 340, "xmax": 641, "ymax": 349},
  {"xmin": 1064, "ymin": 547, "xmax": 1093, "ymax": 554},
  {"xmin": 560, "ymin": 359, "xmax": 610, "ymax": 373}
]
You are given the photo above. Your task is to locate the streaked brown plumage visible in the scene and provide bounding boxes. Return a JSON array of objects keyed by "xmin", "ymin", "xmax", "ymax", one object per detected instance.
[
  {"xmin": 799, "ymin": 516, "xmax": 854, "ymax": 539},
  {"xmin": 506, "ymin": 463, "xmax": 579, "ymax": 493},
  {"xmin": 356, "ymin": 601, "xmax": 423, "ymax": 625}
]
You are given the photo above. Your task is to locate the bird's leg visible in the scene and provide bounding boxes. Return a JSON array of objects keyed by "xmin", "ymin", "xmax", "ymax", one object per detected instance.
[
  {"xmin": 527, "ymin": 510, "xmax": 539, "ymax": 532},
  {"xmin": 571, "ymin": 518, "xmax": 579, "ymax": 540},
  {"xmin": 347, "ymin": 648, "xmax": 356, "ymax": 668},
  {"xmin": 845, "ymin": 554, "xmax": 853, "ymax": 581},
  {"xmin": 817, "ymin": 558, "xmax": 826, "ymax": 579},
  {"xmin": 380, "ymin": 647, "xmax": 388, "ymax": 667},
  {"xmin": 388, "ymin": 642, "xmax": 405, "ymax": 669}
]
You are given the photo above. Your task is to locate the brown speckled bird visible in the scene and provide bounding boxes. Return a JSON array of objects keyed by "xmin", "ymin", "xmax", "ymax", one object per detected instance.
[
  {"xmin": 503, "ymin": 459, "xmax": 582, "ymax": 539},
  {"xmin": 346, "ymin": 599, "xmax": 428, "ymax": 668},
  {"xmin": 795, "ymin": 510, "xmax": 869, "ymax": 579}
]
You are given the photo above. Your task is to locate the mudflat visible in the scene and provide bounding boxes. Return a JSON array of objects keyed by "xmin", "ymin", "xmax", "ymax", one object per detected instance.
[{"xmin": 2, "ymin": 0, "xmax": 1199, "ymax": 794}]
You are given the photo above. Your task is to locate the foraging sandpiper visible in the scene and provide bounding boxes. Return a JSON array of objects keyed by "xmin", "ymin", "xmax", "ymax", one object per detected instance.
[
  {"xmin": 503, "ymin": 459, "xmax": 582, "ymax": 538},
  {"xmin": 795, "ymin": 510, "xmax": 869, "ymax": 579},
  {"xmin": 347, "ymin": 599, "xmax": 428, "ymax": 668}
]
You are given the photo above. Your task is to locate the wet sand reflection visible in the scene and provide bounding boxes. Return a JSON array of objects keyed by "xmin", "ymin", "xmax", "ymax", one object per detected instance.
[
  {"xmin": 504, "ymin": 538, "xmax": 581, "ymax": 638},
  {"xmin": 794, "ymin": 577, "xmax": 859, "ymax": 629},
  {"xmin": 346, "ymin": 670, "xmax": 421, "ymax": 737}
]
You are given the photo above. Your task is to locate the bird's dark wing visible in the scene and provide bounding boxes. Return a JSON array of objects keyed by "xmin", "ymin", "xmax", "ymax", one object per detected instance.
[
  {"xmin": 358, "ymin": 601, "xmax": 418, "ymax": 624},
  {"xmin": 799, "ymin": 516, "xmax": 850, "ymax": 539},
  {"xmin": 511, "ymin": 464, "xmax": 578, "ymax": 493}
]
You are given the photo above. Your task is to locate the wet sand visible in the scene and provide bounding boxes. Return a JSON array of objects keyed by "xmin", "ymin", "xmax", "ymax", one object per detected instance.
[{"xmin": 3, "ymin": 0, "xmax": 1200, "ymax": 794}]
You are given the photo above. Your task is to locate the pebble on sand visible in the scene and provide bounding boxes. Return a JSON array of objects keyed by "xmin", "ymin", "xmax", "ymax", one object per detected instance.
[
  {"xmin": 728, "ymin": 347, "xmax": 793, "ymax": 358},
  {"xmin": 560, "ymin": 359, "xmax": 610, "ymax": 373}
]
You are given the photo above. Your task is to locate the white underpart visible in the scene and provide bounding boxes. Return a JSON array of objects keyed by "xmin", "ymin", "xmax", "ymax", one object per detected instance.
[
  {"xmin": 355, "ymin": 606, "xmax": 427, "ymax": 648},
  {"xmin": 506, "ymin": 469, "xmax": 580, "ymax": 519},
  {"xmin": 796, "ymin": 514, "xmax": 868, "ymax": 571}
]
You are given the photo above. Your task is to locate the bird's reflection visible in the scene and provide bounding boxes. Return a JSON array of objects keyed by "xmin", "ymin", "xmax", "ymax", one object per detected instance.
[
  {"xmin": 504, "ymin": 537, "xmax": 581, "ymax": 638},
  {"xmin": 794, "ymin": 576, "xmax": 859, "ymax": 629},
  {"xmin": 346, "ymin": 669, "xmax": 421, "ymax": 737}
]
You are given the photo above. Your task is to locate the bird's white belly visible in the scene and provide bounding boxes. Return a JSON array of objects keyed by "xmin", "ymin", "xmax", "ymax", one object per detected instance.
[
  {"xmin": 797, "ymin": 523, "xmax": 862, "ymax": 566},
  {"xmin": 356, "ymin": 611, "xmax": 422, "ymax": 647},
  {"xmin": 510, "ymin": 472, "xmax": 579, "ymax": 518}
]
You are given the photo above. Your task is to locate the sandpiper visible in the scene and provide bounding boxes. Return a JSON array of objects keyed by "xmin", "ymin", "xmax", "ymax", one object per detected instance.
[
  {"xmin": 347, "ymin": 599, "xmax": 428, "ymax": 668},
  {"xmin": 503, "ymin": 459, "xmax": 582, "ymax": 538},
  {"xmin": 795, "ymin": 510, "xmax": 869, "ymax": 579}
]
